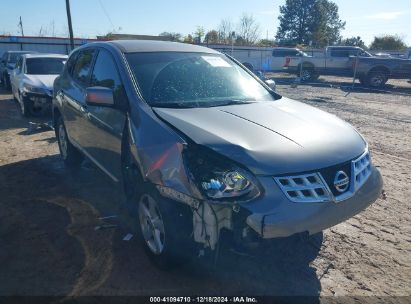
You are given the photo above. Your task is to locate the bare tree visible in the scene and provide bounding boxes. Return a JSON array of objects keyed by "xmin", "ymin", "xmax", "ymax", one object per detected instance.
[
  {"xmin": 237, "ymin": 13, "xmax": 260, "ymax": 45},
  {"xmin": 218, "ymin": 19, "xmax": 234, "ymax": 43}
]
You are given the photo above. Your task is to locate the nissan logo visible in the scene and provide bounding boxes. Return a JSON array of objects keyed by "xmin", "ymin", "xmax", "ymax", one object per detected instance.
[{"xmin": 334, "ymin": 171, "xmax": 350, "ymax": 193}]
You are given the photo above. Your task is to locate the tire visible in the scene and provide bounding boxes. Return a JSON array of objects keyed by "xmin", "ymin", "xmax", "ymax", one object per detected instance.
[
  {"xmin": 299, "ymin": 66, "xmax": 318, "ymax": 82},
  {"xmin": 3, "ymin": 73, "xmax": 10, "ymax": 90},
  {"xmin": 366, "ymin": 69, "xmax": 388, "ymax": 88},
  {"xmin": 19, "ymin": 95, "xmax": 31, "ymax": 118},
  {"xmin": 358, "ymin": 75, "xmax": 367, "ymax": 86},
  {"xmin": 56, "ymin": 116, "xmax": 84, "ymax": 167},
  {"xmin": 136, "ymin": 186, "xmax": 195, "ymax": 269}
]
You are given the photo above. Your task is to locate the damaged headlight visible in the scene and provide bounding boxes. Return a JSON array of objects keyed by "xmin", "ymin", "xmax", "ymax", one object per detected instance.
[
  {"xmin": 23, "ymin": 84, "xmax": 49, "ymax": 95},
  {"xmin": 201, "ymin": 170, "xmax": 253, "ymax": 199},
  {"xmin": 185, "ymin": 146, "xmax": 261, "ymax": 202}
]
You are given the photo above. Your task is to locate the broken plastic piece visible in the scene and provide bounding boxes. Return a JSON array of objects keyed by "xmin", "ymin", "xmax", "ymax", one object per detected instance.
[
  {"xmin": 94, "ymin": 224, "xmax": 117, "ymax": 230},
  {"xmin": 123, "ymin": 233, "xmax": 133, "ymax": 241}
]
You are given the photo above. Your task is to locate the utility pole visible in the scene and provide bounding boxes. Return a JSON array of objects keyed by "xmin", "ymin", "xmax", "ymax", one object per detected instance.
[
  {"xmin": 65, "ymin": 0, "xmax": 75, "ymax": 50},
  {"xmin": 18, "ymin": 16, "xmax": 24, "ymax": 36}
]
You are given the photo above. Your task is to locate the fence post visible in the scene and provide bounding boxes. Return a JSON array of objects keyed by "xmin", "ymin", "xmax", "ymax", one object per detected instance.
[{"xmin": 351, "ymin": 52, "xmax": 359, "ymax": 88}]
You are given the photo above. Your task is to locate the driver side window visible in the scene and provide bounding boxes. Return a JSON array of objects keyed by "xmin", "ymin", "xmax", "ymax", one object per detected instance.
[
  {"xmin": 90, "ymin": 49, "xmax": 126, "ymax": 105},
  {"xmin": 15, "ymin": 57, "xmax": 23, "ymax": 73}
]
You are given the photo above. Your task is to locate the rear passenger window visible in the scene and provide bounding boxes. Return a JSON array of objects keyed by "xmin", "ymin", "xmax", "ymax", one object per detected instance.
[
  {"xmin": 90, "ymin": 49, "xmax": 126, "ymax": 104},
  {"xmin": 72, "ymin": 49, "xmax": 95, "ymax": 85},
  {"xmin": 65, "ymin": 51, "xmax": 79, "ymax": 76},
  {"xmin": 330, "ymin": 49, "xmax": 349, "ymax": 57}
]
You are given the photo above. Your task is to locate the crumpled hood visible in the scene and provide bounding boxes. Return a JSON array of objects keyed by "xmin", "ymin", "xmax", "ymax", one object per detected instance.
[
  {"xmin": 25, "ymin": 74, "xmax": 58, "ymax": 92},
  {"xmin": 153, "ymin": 97, "xmax": 366, "ymax": 175}
]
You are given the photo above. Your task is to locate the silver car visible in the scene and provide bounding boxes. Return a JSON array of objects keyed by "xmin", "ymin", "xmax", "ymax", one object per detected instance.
[
  {"xmin": 52, "ymin": 41, "xmax": 383, "ymax": 267},
  {"xmin": 11, "ymin": 53, "xmax": 67, "ymax": 117}
]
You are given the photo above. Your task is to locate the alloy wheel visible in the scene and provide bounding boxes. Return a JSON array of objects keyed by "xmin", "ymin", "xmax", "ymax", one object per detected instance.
[{"xmin": 138, "ymin": 194, "xmax": 166, "ymax": 255}]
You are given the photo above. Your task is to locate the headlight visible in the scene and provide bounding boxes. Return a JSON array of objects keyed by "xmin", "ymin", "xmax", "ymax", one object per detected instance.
[
  {"xmin": 185, "ymin": 146, "xmax": 260, "ymax": 202},
  {"xmin": 201, "ymin": 170, "xmax": 252, "ymax": 199},
  {"xmin": 23, "ymin": 84, "xmax": 47, "ymax": 95}
]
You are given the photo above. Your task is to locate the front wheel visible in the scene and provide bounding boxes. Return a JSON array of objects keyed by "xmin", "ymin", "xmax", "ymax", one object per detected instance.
[
  {"xmin": 56, "ymin": 117, "xmax": 84, "ymax": 167},
  {"xmin": 136, "ymin": 185, "xmax": 195, "ymax": 269}
]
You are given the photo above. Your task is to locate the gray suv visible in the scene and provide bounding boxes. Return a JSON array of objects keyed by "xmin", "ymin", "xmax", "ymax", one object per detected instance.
[{"xmin": 53, "ymin": 40, "xmax": 383, "ymax": 266}]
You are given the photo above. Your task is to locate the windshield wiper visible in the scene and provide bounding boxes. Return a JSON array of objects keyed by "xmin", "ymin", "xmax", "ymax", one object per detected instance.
[
  {"xmin": 150, "ymin": 102, "xmax": 199, "ymax": 109},
  {"xmin": 211, "ymin": 99, "xmax": 256, "ymax": 107}
]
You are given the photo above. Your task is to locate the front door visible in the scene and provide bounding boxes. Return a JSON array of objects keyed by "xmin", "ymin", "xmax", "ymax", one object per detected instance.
[{"xmin": 81, "ymin": 48, "xmax": 127, "ymax": 181}]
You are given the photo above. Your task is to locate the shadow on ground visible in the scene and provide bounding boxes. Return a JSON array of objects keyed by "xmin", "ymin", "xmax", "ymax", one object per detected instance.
[{"xmin": 0, "ymin": 155, "xmax": 322, "ymax": 298}]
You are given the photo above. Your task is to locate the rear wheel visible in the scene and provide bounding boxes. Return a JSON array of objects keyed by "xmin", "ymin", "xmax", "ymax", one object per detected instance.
[
  {"xmin": 358, "ymin": 75, "xmax": 367, "ymax": 86},
  {"xmin": 366, "ymin": 69, "xmax": 388, "ymax": 88},
  {"xmin": 56, "ymin": 117, "xmax": 84, "ymax": 167},
  {"xmin": 299, "ymin": 66, "xmax": 318, "ymax": 82}
]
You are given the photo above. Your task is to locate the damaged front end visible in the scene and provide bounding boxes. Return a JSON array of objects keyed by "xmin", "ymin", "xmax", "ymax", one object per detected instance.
[
  {"xmin": 147, "ymin": 143, "xmax": 262, "ymax": 251},
  {"xmin": 129, "ymin": 115, "xmax": 260, "ymax": 251}
]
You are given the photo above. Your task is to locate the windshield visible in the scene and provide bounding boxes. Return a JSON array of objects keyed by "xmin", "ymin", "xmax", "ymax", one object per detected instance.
[
  {"xmin": 126, "ymin": 52, "xmax": 278, "ymax": 108},
  {"xmin": 26, "ymin": 58, "xmax": 66, "ymax": 75}
]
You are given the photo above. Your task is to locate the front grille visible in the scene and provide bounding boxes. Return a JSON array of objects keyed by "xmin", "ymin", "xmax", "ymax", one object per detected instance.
[
  {"xmin": 274, "ymin": 173, "xmax": 331, "ymax": 203},
  {"xmin": 353, "ymin": 151, "xmax": 372, "ymax": 190},
  {"xmin": 274, "ymin": 149, "xmax": 372, "ymax": 203}
]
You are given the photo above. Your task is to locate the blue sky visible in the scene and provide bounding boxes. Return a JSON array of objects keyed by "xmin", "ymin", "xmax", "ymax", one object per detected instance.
[{"xmin": 1, "ymin": 0, "xmax": 410, "ymax": 46}]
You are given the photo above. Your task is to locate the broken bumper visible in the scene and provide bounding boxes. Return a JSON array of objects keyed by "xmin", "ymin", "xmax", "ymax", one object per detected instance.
[{"xmin": 245, "ymin": 166, "xmax": 383, "ymax": 239}]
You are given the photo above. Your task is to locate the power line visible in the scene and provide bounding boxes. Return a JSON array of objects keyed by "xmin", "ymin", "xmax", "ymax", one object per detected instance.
[
  {"xmin": 18, "ymin": 16, "xmax": 24, "ymax": 36},
  {"xmin": 97, "ymin": 0, "xmax": 116, "ymax": 31}
]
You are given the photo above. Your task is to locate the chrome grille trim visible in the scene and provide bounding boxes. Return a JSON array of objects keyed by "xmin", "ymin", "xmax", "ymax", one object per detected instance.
[
  {"xmin": 352, "ymin": 150, "xmax": 372, "ymax": 191},
  {"xmin": 274, "ymin": 173, "xmax": 332, "ymax": 203},
  {"xmin": 274, "ymin": 149, "xmax": 372, "ymax": 204}
]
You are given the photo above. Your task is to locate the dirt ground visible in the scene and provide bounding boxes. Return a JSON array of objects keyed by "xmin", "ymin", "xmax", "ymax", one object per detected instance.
[{"xmin": 0, "ymin": 76, "xmax": 410, "ymax": 302}]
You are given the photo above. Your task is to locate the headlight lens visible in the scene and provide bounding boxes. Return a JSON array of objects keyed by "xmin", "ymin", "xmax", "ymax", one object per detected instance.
[
  {"xmin": 23, "ymin": 84, "xmax": 47, "ymax": 95},
  {"xmin": 185, "ymin": 146, "xmax": 260, "ymax": 202},
  {"xmin": 201, "ymin": 170, "xmax": 252, "ymax": 199}
]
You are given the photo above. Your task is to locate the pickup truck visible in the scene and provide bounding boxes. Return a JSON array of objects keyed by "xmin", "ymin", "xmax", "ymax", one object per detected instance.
[
  {"xmin": 210, "ymin": 46, "xmax": 305, "ymax": 73},
  {"xmin": 350, "ymin": 55, "xmax": 411, "ymax": 87},
  {"xmin": 286, "ymin": 46, "xmax": 411, "ymax": 87},
  {"xmin": 285, "ymin": 46, "xmax": 371, "ymax": 81}
]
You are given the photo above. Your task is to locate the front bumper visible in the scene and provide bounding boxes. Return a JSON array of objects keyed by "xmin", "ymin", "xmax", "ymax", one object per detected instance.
[{"xmin": 245, "ymin": 166, "xmax": 383, "ymax": 239}]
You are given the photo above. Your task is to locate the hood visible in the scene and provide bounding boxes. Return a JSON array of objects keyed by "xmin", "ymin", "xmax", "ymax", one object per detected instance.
[
  {"xmin": 25, "ymin": 74, "xmax": 59, "ymax": 92},
  {"xmin": 153, "ymin": 97, "xmax": 366, "ymax": 175}
]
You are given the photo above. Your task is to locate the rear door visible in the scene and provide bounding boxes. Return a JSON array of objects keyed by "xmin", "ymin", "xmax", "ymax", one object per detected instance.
[
  {"xmin": 81, "ymin": 48, "xmax": 128, "ymax": 181},
  {"xmin": 326, "ymin": 48, "xmax": 353, "ymax": 75},
  {"xmin": 271, "ymin": 49, "xmax": 288, "ymax": 70}
]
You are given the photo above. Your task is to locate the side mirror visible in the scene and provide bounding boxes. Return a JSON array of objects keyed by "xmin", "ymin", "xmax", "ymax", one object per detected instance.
[
  {"xmin": 85, "ymin": 86, "xmax": 114, "ymax": 106},
  {"xmin": 265, "ymin": 79, "xmax": 276, "ymax": 91}
]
